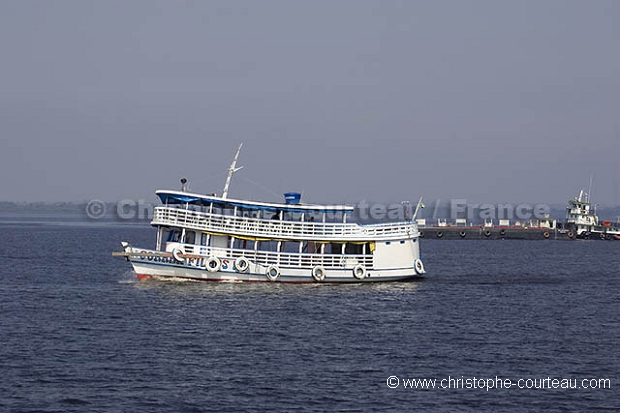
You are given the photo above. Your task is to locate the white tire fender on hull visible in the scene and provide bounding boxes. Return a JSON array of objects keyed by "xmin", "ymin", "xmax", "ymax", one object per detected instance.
[
  {"xmin": 312, "ymin": 265, "xmax": 326, "ymax": 282},
  {"xmin": 414, "ymin": 259, "xmax": 425, "ymax": 275},
  {"xmin": 235, "ymin": 256, "xmax": 250, "ymax": 273},
  {"xmin": 352, "ymin": 264, "xmax": 366, "ymax": 280},
  {"xmin": 206, "ymin": 256, "xmax": 221, "ymax": 272},
  {"xmin": 172, "ymin": 248, "xmax": 185, "ymax": 263},
  {"xmin": 266, "ymin": 265, "xmax": 280, "ymax": 281}
]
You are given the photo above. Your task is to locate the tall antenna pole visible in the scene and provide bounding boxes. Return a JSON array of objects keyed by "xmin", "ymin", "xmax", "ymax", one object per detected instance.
[
  {"xmin": 222, "ymin": 143, "xmax": 244, "ymax": 200},
  {"xmin": 588, "ymin": 173, "xmax": 594, "ymax": 204}
]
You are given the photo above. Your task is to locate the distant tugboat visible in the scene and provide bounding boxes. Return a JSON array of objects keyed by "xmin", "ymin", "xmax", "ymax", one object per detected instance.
[
  {"xmin": 565, "ymin": 189, "xmax": 620, "ymax": 240},
  {"xmin": 416, "ymin": 190, "xmax": 620, "ymax": 241},
  {"xmin": 113, "ymin": 144, "xmax": 425, "ymax": 282}
]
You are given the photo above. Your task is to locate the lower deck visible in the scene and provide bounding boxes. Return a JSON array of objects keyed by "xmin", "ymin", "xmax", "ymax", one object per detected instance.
[
  {"xmin": 119, "ymin": 231, "xmax": 423, "ymax": 282},
  {"xmin": 159, "ymin": 242, "xmax": 374, "ymax": 269}
]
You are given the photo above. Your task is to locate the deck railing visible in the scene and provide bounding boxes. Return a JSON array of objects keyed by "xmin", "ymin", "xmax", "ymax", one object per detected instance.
[
  {"xmin": 152, "ymin": 206, "xmax": 416, "ymax": 241},
  {"xmin": 176, "ymin": 243, "xmax": 374, "ymax": 269}
]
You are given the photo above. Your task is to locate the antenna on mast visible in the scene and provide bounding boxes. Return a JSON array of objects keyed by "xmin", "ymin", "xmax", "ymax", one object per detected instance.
[
  {"xmin": 222, "ymin": 143, "xmax": 244, "ymax": 199},
  {"xmin": 588, "ymin": 173, "xmax": 594, "ymax": 204}
]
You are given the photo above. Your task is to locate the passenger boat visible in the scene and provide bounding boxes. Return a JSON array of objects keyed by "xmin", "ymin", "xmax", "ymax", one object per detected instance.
[{"xmin": 113, "ymin": 144, "xmax": 425, "ymax": 283}]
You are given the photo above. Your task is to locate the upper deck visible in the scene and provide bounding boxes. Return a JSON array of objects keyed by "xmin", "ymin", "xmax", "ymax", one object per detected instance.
[
  {"xmin": 151, "ymin": 190, "xmax": 418, "ymax": 241},
  {"xmin": 157, "ymin": 190, "xmax": 355, "ymax": 215}
]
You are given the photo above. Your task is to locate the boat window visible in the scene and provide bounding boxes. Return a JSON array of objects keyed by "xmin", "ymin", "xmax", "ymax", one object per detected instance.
[
  {"xmin": 328, "ymin": 243, "xmax": 342, "ymax": 254},
  {"xmin": 345, "ymin": 243, "xmax": 363, "ymax": 254},
  {"xmin": 209, "ymin": 235, "xmax": 229, "ymax": 248},
  {"xmin": 200, "ymin": 233, "xmax": 208, "ymax": 246},
  {"xmin": 166, "ymin": 230, "xmax": 181, "ymax": 242},
  {"xmin": 344, "ymin": 243, "xmax": 373, "ymax": 254},
  {"xmin": 326, "ymin": 211, "xmax": 344, "ymax": 223},
  {"xmin": 302, "ymin": 241, "xmax": 321, "ymax": 254},
  {"xmin": 232, "ymin": 238, "xmax": 254, "ymax": 250},
  {"xmin": 257, "ymin": 240, "xmax": 278, "ymax": 252},
  {"xmin": 281, "ymin": 241, "xmax": 301, "ymax": 253},
  {"xmin": 222, "ymin": 206, "xmax": 236, "ymax": 216},
  {"xmin": 306, "ymin": 212, "xmax": 321, "ymax": 222},
  {"xmin": 283, "ymin": 211, "xmax": 303, "ymax": 222},
  {"xmin": 185, "ymin": 231, "xmax": 196, "ymax": 244}
]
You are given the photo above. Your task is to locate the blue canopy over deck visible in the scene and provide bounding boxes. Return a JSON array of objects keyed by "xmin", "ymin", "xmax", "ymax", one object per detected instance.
[{"xmin": 156, "ymin": 190, "xmax": 354, "ymax": 215}]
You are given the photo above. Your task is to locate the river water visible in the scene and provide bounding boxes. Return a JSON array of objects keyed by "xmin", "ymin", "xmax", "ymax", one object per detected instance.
[{"xmin": 1, "ymin": 218, "xmax": 618, "ymax": 412}]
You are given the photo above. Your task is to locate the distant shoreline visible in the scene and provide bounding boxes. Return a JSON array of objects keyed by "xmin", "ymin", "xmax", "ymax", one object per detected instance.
[
  {"xmin": 0, "ymin": 201, "xmax": 94, "ymax": 214},
  {"xmin": 1, "ymin": 201, "xmax": 619, "ymax": 224}
]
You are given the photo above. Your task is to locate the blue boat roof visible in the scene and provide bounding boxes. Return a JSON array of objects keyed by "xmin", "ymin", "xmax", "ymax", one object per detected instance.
[{"xmin": 156, "ymin": 190, "xmax": 354, "ymax": 214}]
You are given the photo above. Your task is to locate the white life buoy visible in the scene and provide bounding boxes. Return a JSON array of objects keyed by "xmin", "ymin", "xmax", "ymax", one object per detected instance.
[
  {"xmin": 206, "ymin": 256, "xmax": 221, "ymax": 273},
  {"xmin": 266, "ymin": 265, "xmax": 280, "ymax": 281},
  {"xmin": 312, "ymin": 265, "xmax": 326, "ymax": 282},
  {"xmin": 172, "ymin": 248, "xmax": 185, "ymax": 263},
  {"xmin": 414, "ymin": 259, "xmax": 425, "ymax": 275},
  {"xmin": 235, "ymin": 256, "xmax": 250, "ymax": 273},
  {"xmin": 352, "ymin": 264, "xmax": 366, "ymax": 280}
]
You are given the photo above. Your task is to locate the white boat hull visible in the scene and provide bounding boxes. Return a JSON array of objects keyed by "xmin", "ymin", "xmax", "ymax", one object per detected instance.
[{"xmin": 126, "ymin": 248, "xmax": 424, "ymax": 284}]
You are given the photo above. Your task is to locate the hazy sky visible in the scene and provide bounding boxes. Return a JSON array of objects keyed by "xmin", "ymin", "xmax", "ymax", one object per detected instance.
[{"xmin": 1, "ymin": 1, "xmax": 619, "ymax": 206}]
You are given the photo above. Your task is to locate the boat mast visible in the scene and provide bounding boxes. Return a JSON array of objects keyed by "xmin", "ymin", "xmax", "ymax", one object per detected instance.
[
  {"xmin": 222, "ymin": 143, "xmax": 244, "ymax": 200},
  {"xmin": 411, "ymin": 196, "xmax": 424, "ymax": 221},
  {"xmin": 587, "ymin": 173, "xmax": 594, "ymax": 204}
]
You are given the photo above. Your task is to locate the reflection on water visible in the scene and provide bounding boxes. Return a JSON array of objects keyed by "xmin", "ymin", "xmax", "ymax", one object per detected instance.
[{"xmin": 130, "ymin": 276, "xmax": 423, "ymax": 300}]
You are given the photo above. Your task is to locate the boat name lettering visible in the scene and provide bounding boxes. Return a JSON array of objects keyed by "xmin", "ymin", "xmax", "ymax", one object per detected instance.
[{"xmin": 138, "ymin": 254, "xmax": 232, "ymax": 269}]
